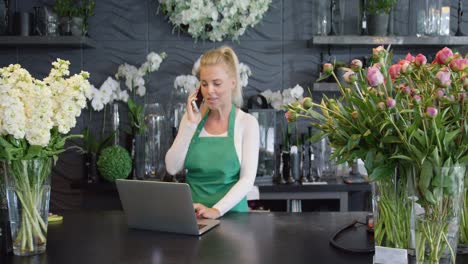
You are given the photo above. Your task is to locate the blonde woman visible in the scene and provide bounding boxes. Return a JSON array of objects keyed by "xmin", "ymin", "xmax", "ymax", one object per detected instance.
[{"xmin": 165, "ymin": 46, "xmax": 259, "ymax": 219}]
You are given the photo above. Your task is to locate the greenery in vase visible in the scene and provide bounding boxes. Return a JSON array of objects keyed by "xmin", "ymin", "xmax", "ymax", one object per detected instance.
[
  {"xmin": 461, "ymin": 189, "xmax": 468, "ymax": 245},
  {"xmin": 0, "ymin": 60, "xmax": 91, "ymax": 254},
  {"xmin": 285, "ymin": 46, "xmax": 468, "ymax": 261},
  {"xmin": 366, "ymin": 0, "xmax": 398, "ymax": 15},
  {"xmin": 73, "ymin": 0, "xmax": 96, "ymax": 36}
]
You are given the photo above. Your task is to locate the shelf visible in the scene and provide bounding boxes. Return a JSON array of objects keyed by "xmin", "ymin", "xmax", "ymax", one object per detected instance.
[
  {"xmin": 0, "ymin": 36, "xmax": 96, "ymax": 48},
  {"xmin": 313, "ymin": 82, "xmax": 339, "ymax": 92},
  {"xmin": 310, "ymin": 35, "xmax": 468, "ymax": 47}
]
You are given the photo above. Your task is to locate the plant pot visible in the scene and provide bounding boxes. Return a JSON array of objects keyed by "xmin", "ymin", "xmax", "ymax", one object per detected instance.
[
  {"xmin": 70, "ymin": 17, "xmax": 83, "ymax": 36},
  {"xmin": 368, "ymin": 13, "xmax": 389, "ymax": 36},
  {"xmin": 4, "ymin": 158, "xmax": 52, "ymax": 256}
]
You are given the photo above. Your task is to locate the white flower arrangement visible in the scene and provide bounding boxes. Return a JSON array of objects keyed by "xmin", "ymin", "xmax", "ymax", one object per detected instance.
[
  {"xmin": 0, "ymin": 59, "xmax": 90, "ymax": 150},
  {"xmin": 158, "ymin": 0, "xmax": 272, "ymax": 42},
  {"xmin": 87, "ymin": 52, "xmax": 167, "ymax": 112},
  {"xmin": 261, "ymin": 84, "xmax": 304, "ymax": 110}
]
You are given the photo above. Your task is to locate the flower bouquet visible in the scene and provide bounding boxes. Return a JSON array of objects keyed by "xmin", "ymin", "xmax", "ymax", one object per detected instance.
[
  {"xmin": 285, "ymin": 46, "xmax": 468, "ymax": 263},
  {"xmin": 0, "ymin": 59, "xmax": 90, "ymax": 255}
]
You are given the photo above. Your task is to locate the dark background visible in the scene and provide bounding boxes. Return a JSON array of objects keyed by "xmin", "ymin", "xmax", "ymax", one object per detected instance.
[{"xmin": 2, "ymin": 0, "xmax": 467, "ymax": 209}]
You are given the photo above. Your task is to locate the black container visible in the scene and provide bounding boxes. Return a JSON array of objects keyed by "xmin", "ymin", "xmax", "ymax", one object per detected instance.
[{"xmin": 13, "ymin": 11, "xmax": 32, "ymax": 36}]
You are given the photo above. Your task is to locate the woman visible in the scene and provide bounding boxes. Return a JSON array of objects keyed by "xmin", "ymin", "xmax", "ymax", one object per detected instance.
[{"xmin": 165, "ymin": 46, "xmax": 259, "ymax": 219}]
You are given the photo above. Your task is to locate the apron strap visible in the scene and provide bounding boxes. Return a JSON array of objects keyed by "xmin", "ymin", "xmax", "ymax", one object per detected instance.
[{"xmin": 193, "ymin": 104, "xmax": 237, "ymax": 138}]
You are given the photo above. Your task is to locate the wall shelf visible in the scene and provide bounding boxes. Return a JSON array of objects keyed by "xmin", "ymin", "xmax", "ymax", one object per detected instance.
[
  {"xmin": 310, "ymin": 35, "xmax": 468, "ymax": 47},
  {"xmin": 313, "ymin": 83, "xmax": 339, "ymax": 92},
  {"xmin": 0, "ymin": 36, "xmax": 96, "ymax": 48}
]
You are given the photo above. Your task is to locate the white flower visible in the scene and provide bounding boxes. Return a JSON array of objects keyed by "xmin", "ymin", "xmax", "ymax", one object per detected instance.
[
  {"xmin": 260, "ymin": 89, "xmax": 273, "ymax": 103},
  {"xmin": 136, "ymin": 85, "xmax": 146, "ymax": 97},
  {"xmin": 174, "ymin": 75, "xmax": 199, "ymax": 94},
  {"xmin": 270, "ymin": 91, "xmax": 283, "ymax": 110},
  {"xmin": 158, "ymin": 0, "xmax": 272, "ymax": 42},
  {"xmin": 239, "ymin": 63, "xmax": 252, "ymax": 88},
  {"xmin": 282, "ymin": 88, "xmax": 295, "ymax": 105},
  {"xmin": 291, "ymin": 84, "xmax": 304, "ymax": 100}
]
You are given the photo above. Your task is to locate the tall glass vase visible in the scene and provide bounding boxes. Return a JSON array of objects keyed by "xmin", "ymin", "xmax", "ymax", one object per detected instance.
[
  {"xmin": 460, "ymin": 187, "xmax": 468, "ymax": 252},
  {"xmin": 372, "ymin": 165, "xmax": 412, "ymax": 250},
  {"xmin": 4, "ymin": 158, "xmax": 52, "ymax": 256},
  {"xmin": 413, "ymin": 165, "xmax": 465, "ymax": 264},
  {"xmin": 144, "ymin": 103, "xmax": 169, "ymax": 180}
]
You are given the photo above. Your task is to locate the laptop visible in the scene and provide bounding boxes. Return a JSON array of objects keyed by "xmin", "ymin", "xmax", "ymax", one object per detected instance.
[{"xmin": 116, "ymin": 179, "xmax": 220, "ymax": 235}]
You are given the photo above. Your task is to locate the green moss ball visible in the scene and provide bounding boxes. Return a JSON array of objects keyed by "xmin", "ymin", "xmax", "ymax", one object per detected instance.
[{"xmin": 97, "ymin": 145, "xmax": 132, "ymax": 182}]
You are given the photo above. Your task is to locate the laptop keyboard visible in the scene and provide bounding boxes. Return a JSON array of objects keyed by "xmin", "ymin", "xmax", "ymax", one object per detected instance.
[{"xmin": 198, "ymin": 224, "xmax": 207, "ymax": 230}]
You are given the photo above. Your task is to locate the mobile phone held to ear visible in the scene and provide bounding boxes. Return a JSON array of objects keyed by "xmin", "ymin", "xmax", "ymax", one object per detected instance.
[{"xmin": 191, "ymin": 88, "xmax": 203, "ymax": 112}]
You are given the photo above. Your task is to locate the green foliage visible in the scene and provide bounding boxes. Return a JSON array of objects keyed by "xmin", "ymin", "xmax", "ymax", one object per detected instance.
[
  {"xmin": 127, "ymin": 97, "xmax": 146, "ymax": 135},
  {"xmin": 366, "ymin": 0, "xmax": 398, "ymax": 14},
  {"xmin": 97, "ymin": 145, "xmax": 132, "ymax": 182},
  {"xmin": 53, "ymin": 0, "xmax": 75, "ymax": 17}
]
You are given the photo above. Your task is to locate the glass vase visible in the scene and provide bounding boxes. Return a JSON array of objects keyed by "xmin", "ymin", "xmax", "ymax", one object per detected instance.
[
  {"xmin": 372, "ymin": 165, "xmax": 412, "ymax": 250},
  {"xmin": 144, "ymin": 103, "xmax": 169, "ymax": 180},
  {"xmin": 413, "ymin": 166, "xmax": 465, "ymax": 264},
  {"xmin": 459, "ymin": 188, "xmax": 468, "ymax": 253},
  {"xmin": 4, "ymin": 158, "xmax": 52, "ymax": 256}
]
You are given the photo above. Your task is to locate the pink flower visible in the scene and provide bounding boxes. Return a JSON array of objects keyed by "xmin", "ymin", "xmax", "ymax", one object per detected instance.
[
  {"xmin": 350, "ymin": 59, "xmax": 363, "ymax": 71},
  {"xmin": 386, "ymin": 97, "xmax": 396, "ymax": 108},
  {"xmin": 415, "ymin": 54, "xmax": 427, "ymax": 66},
  {"xmin": 405, "ymin": 53, "xmax": 415, "ymax": 62},
  {"xmin": 413, "ymin": 95, "xmax": 422, "ymax": 103},
  {"xmin": 372, "ymin": 46, "xmax": 386, "ymax": 61},
  {"xmin": 343, "ymin": 70, "xmax": 357, "ymax": 83},
  {"xmin": 436, "ymin": 89, "xmax": 445, "ymax": 98},
  {"xmin": 426, "ymin": 107, "xmax": 438, "ymax": 117},
  {"xmin": 301, "ymin": 97, "xmax": 313, "ymax": 110},
  {"xmin": 401, "ymin": 85, "xmax": 411, "ymax": 94},
  {"xmin": 377, "ymin": 102, "xmax": 386, "ymax": 109},
  {"xmin": 389, "ymin": 64, "xmax": 402, "ymax": 80},
  {"xmin": 285, "ymin": 110, "xmax": 297, "ymax": 122},
  {"xmin": 462, "ymin": 76, "xmax": 468, "ymax": 88},
  {"xmin": 367, "ymin": 66, "xmax": 384, "ymax": 86},
  {"xmin": 400, "ymin": 60, "xmax": 412, "ymax": 74},
  {"xmin": 459, "ymin": 92, "xmax": 467, "ymax": 102},
  {"xmin": 435, "ymin": 47, "xmax": 453, "ymax": 65},
  {"xmin": 323, "ymin": 63, "xmax": 334, "ymax": 74},
  {"xmin": 435, "ymin": 70, "xmax": 452, "ymax": 87},
  {"xmin": 449, "ymin": 58, "xmax": 468, "ymax": 72}
]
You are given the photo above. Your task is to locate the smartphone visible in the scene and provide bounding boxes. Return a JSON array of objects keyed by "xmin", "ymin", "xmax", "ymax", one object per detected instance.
[{"xmin": 191, "ymin": 88, "xmax": 203, "ymax": 112}]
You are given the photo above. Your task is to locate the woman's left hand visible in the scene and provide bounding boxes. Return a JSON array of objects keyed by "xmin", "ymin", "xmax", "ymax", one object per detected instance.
[{"xmin": 193, "ymin": 203, "xmax": 220, "ymax": 219}]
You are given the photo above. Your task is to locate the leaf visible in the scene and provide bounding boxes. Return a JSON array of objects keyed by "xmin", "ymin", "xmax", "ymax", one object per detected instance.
[
  {"xmin": 390, "ymin": 155, "xmax": 413, "ymax": 161},
  {"xmin": 381, "ymin": 136, "xmax": 401, "ymax": 143},
  {"xmin": 419, "ymin": 160, "xmax": 433, "ymax": 190},
  {"xmin": 316, "ymin": 73, "xmax": 331, "ymax": 83},
  {"xmin": 370, "ymin": 165, "xmax": 394, "ymax": 181},
  {"xmin": 23, "ymin": 145, "xmax": 43, "ymax": 159}
]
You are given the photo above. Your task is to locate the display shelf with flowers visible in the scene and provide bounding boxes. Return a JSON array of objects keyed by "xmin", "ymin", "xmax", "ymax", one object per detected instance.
[
  {"xmin": 157, "ymin": 0, "xmax": 272, "ymax": 42},
  {"xmin": 0, "ymin": 59, "xmax": 91, "ymax": 256},
  {"xmin": 285, "ymin": 46, "xmax": 468, "ymax": 263}
]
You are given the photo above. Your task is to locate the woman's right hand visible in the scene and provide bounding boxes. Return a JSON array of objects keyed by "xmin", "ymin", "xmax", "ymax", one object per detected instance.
[{"xmin": 186, "ymin": 85, "xmax": 202, "ymax": 124}]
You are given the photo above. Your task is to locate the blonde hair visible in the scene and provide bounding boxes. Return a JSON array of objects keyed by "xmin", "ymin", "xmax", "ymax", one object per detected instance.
[{"xmin": 199, "ymin": 46, "xmax": 243, "ymax": 108}]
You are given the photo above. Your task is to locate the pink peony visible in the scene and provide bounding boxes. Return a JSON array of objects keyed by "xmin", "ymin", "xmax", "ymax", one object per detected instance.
[
  {"xmin": 462, "ymin": 76, "xmax": 468, "ymax": 88},
  {"xmin": 367, "ymin": 66, "xmax": 384, "ymax": 86},
  {"xmin": 350, "ymin": 59, "xmax": 363, "ymax": 71},
  {"xmin": 435, "ymin": 70, "xmax": 452, "ymax": 87},
  {"xmin": 436, "ymin": 89, "xmax": 445, "ymax": 98},
  {"xmin": 389, "ymin": 64, "xmax": 402, "ymax": 80},
  {"xmin": 343, "ymin": 70, "xmax": 357, "ymax": 83},
  {"xmin": 426, "ymin": 107, "xmax": 438, "ymax": 117},
  {"xmin": 415, "ymin": 54, "xmax": 427, "ymax": 66},
  {"xmin": 386, "ymin": 97, "xmax": 396, "ymax": 108},
  {"xmin": 449, "ymin": 58, "xmax": 468, "ymax": 72},
  {"xmin": 285, "ymin": 110, "xmax": 297, "ymax": 123},
  {"xmin": 372, "ymin": 46, "xmax": 386, "ymax": 61},
  {"xmin": 399, "ymin": 60, "xmax": 412, "ymax": 74},
  {"xmin": 377, "ymin": 102, "xmax": 386, "ymax": 109},
  {"xmin": 323, "ymin": 63, "xmax": 334, "ymax": 74},
  {"xmin": 413, "ymin": 95, "xmax": 422, "ymax": 103},
  {"xmin": 405, "ymin": 53, "xmax": 415, "ymax": 62},
  {"xmin": 435, "ymin": 47, "xmax": 453, "ymax": 65}
]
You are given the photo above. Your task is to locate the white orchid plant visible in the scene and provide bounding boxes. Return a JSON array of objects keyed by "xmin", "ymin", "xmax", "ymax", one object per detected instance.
[
  {"xmin": 85, "ymin": 51, "xmax": 167, "ymax": 142},
  {"xmin": 260, "ymin": 84, "xmax": 305, "ymax": 110},
  {"xmin": 158, "ymin": 0, "xmax": 272, "ymax": 42}
]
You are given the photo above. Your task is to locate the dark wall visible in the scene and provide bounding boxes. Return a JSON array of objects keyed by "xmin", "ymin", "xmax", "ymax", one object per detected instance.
[{"xmin": 3, "ymin": 0, "xmax": 468, "ymax": 209}]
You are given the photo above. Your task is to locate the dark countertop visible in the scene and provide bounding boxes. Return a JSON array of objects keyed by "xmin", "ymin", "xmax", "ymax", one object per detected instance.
[
  {"xmin": 257, "ymin": 177, "xmax": 371, "ymax": 193},
  {"xmin": 2, "ymin": 210, "xmax": 466, "ymax": 264}
]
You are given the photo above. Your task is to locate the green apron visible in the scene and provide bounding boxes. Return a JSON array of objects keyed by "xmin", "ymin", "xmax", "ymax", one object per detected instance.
[{"xmin": 184, "ymin": 104, "xmax": 248, "ymax": 213}]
